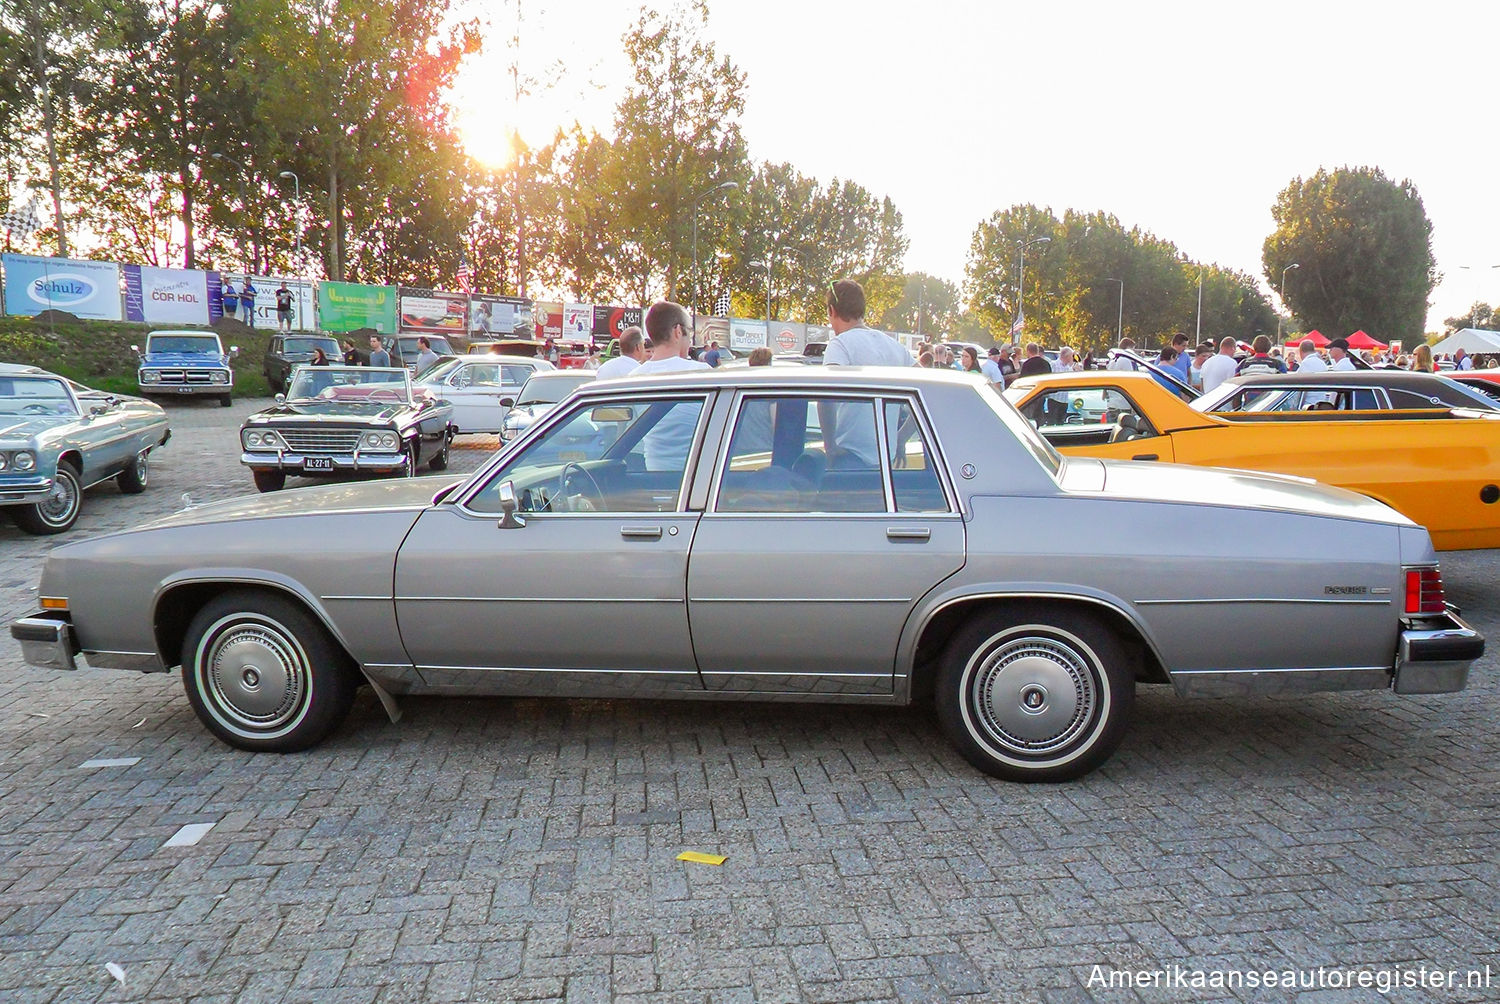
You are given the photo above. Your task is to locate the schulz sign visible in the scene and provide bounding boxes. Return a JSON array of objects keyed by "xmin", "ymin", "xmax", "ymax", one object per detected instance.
[{"xmin": 2, "ymin": 253, "xmax": 123, "ymax": 320}]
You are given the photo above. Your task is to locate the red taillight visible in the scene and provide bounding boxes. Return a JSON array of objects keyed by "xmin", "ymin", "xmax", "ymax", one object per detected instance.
[{"xmin": 1404, "ymin": 567, "xmax": 1446, "ymax": 615}]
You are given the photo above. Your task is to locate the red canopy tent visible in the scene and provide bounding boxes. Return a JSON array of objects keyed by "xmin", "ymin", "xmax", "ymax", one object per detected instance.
[
  {"xmin": 1345, "ymin": 330, "xmax": 1386, "ymax": 349},
  {"xmin": 1295, "ymin": 330, "xmax": 1329, "ymax": 347}
]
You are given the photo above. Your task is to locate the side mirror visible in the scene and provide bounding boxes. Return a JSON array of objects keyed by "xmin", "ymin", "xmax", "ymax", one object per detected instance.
[
  {"xmin": 496, "ymin": 480, "xmax": 526, "ymax": 529},
  {"xmin": 274, "ymin": 393, "xmax": 285, "ymax": 404},
  {"xmin": 130, "ymin": 343, "xmax": 140, "ymax": 353},
  {"xmin": 498, "ymin": 397, "xmax": 515, "ymax": 408},
  {"xmin": 229, "ymin": 346, "xmax": 240, "ymax": 357},
  {"xmin": 88, "ymin": 405, "xmax": 108, "ymax": 417}
]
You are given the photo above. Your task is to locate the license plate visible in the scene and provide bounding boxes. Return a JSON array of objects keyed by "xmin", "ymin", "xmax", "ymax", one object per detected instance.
[
  {"xmin": 176, "ymin": 387, "xmax": 195, "ymax": 393},
  {"xmin": 304, "ymin": 457, "xmax": 334, "ymax": 472}
]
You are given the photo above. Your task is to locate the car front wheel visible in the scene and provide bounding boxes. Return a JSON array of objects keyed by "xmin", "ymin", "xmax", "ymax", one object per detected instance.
[
  {"xmin": 935, "ymin": 606, "xmax": 1134, "ymax": 782},
  {"xmin": 252, "ymin": 469, "xmax": 286, "ymax": 493},
  {"xmin": 13, "ymin": 460, "xmax": 83, "ymax": 534},
  {"xmin": 427, "ymin": 433, "xmax": 450, "ymax": 471},
  {"xmin": 180, "ymin": 590, "xmax": 357, "ymax": 752}
]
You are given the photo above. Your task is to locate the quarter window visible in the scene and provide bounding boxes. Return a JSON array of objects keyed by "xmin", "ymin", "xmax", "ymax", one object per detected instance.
[{"xmin": 469, "ymin": 396, "xmax": 704, "ymax": 514}]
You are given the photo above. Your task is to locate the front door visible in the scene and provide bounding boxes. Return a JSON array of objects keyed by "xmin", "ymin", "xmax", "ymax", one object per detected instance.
[
  {"xmin": 394, "ymin": 390, "xmax": 713, "ymax": 696},
  {"xmin": 687, "ymin": 393, "xmax": 966, "ymax": 695}
]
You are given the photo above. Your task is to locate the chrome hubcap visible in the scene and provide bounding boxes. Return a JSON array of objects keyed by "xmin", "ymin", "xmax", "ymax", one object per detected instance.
[
  {"xmin": 205, "ymin": 623, "xmax": 305, "ymax": 730},
  {"xmin": 39, "ymin": 474, "xmax": 78, "ymax": 523},
  {"xmin": 972, "ymin": 635, "xmax": 1096, "ymax": 756}
]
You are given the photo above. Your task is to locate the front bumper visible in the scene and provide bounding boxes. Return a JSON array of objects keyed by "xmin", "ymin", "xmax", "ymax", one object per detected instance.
[
  {"xmin": 240, "ymin": 450, "xmax": 408, "ymax": 473},
  {"xmin": 1394, "ymin": 607, "xmax": 1484, "ymax": 694},
  {"xmin": 140, "ymin": 382, "xmax": 231, "ymax": 395},
  {"xmin": 11, "ymin": 611, "xmax": 78, "ymax": 671},
  {"xmin": 0, "ymin": 475, "xmax": 54, "ymax": 506}
]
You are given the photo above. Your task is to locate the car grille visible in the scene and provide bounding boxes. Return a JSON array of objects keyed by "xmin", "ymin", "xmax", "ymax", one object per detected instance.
[
  {"xmin": 278, "ymin": 429, "xmax": 364, "ymax": 453},
  {"xmin": 155, "ymin": 369, "xmax": 216, "ymax": 384}
]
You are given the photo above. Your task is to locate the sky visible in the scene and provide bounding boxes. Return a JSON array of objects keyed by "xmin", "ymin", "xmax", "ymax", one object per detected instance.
[{"xmin": 448, "ymin": 0, "xmax": 1500, "ymax": 332}]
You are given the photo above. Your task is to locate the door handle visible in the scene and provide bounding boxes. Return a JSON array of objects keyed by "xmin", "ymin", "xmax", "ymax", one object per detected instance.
[
  {"xmin": 886, "ymin": 527, "xmax": 931, "ymax": 541},
  {"xmin": 620, "ymin": 525, "xmax": 663, "ymax": 540},
  {"xmin": 1131, "ymin": 453, "xmax": 1159, "ymax": 461}
]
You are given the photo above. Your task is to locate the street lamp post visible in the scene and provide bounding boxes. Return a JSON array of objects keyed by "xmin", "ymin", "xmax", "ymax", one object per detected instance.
[
  {"xmin": 1015, "ymin": 236, "xmax": 1051, "ymax": 338},
  {"xmin": 690, "ymin": 181, "xmax": 739, "ymax": 329},
  {"xmin": 278, "ymin": 171, "xmax": 301, "ymax": 271},
  {"xmin": 1277, "ymin": 262, "xmax": 1300, "ymax": 343},
  {"xmin": 1195, "ymin": 269, "xmax": 1204, "ymax": 342},
  {"xmin": 1104, "ymin": 277, "xmax": 1124, "ymax": 345}
]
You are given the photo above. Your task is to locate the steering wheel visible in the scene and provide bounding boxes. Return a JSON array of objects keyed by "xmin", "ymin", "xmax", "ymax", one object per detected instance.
[
  {"xmin": 21, "ymin": 403, "xmax": 52, "ymax": 415},
  {"xmin": 555, "ymin": 461, "xmax": 606, "ymax": 512}
]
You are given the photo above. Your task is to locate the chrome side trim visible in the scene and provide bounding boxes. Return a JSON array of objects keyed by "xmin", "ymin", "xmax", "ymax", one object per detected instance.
[
  {"xmin": 397, "ymin": 595, "xmax": 681, "ymax": 604},
  {"xmin": 420, "ymin": 664, "xmax": 697, "ymax": 675},
  {"xmin": 322, "ymin": 594, "xmax": 392, "ymax": 601},
  {"xmin": 1170, "ymin": 666, "xmax": 1391, "ymax": 698},
  {"xmin": 691, "ymin": 597, "xmax": 909, "ymax": 604},
  {"xmin": 82, "ymin": 650, "xmax": 164, "ymax": 672},
  {"xmin": 1135, "ymin": 597, "xmax": 1391, "ymax": 607}
]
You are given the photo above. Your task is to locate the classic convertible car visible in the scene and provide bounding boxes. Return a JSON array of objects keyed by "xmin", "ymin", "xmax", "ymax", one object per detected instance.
[
  {"xmin": 13, "ymin": 368, "xmax": 1481, "ymax": 781},
  {"xmin": 239, "ymin": 366, "xmax": 453, "ymax": 492},
  {"xmin": 1007, "ymin": 370, "xmax": 1500, "ymax": 550},
  {"xmin": 0, "ymin": 364, "xmax": 170, "ymax": 534}
]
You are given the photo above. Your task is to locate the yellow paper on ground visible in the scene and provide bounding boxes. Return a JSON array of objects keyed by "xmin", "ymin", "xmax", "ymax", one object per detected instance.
[{"xmin": 676, "ymin": 851, "xmax": 727, "ymax": 865}]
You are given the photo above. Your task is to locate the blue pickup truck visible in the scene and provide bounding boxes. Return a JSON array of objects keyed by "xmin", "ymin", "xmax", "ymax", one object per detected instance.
[{"xmin": 132, "ymin": 330, "xmax": 239, "ymax": 407}]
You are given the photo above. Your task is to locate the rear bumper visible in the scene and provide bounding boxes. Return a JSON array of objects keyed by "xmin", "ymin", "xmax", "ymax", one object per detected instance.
[
  {"xmin": 1394, "ymin": 608, "xmax": 1484, "ymax": 694},
  {"xmin": 10, "ymin": 611, "xmax": 78, "ymax": 671}
]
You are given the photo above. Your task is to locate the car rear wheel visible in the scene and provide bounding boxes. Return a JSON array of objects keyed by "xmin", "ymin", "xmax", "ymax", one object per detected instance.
[
  {"xmin": 13, "ymin": 460, "xmax": 83, "ymax": 535},
  {"xmin": 116, "ymin": 450, "xmax": 150, "ymax": 494},
  {"xmin": 252, "ymin": 469, "xmax": 286, "ymax": 493},
  {"xmin": 180, "ymin": 590, "xmax": 357, "ymax": 752},
  {"xmin": 935, "ymin": 606, "xmax": 1134, "ymax": 782}
]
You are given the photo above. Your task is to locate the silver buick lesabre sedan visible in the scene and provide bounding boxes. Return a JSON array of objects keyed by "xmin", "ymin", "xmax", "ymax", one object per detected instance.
[{"xmin": 12, "ymin": 368, "xmax": 1483, "ymax": 782}]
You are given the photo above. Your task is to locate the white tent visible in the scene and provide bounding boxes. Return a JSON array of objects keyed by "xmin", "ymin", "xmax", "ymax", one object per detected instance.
[{"xmin": 1429, "ymin": 328, "xmax": 1500, "ymax": 356}]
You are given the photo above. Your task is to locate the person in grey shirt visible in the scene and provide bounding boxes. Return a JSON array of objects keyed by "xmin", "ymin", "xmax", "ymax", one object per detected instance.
[
  {"xmin": 820, "ymin": 279, "xmax": 912, "ymax": 466},
  {"xmin": 368, "ymin": 335, "xmax": 391, "ymax": 368},
  {"xmin": 415, "ymin": 336, "xmax": 440, "ymax": 374}
]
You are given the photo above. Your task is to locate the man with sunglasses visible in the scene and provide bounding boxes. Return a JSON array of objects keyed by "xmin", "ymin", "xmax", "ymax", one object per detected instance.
[{"xmin": 629, "ymin": 300, "xmax": 709, "ymax": 471}]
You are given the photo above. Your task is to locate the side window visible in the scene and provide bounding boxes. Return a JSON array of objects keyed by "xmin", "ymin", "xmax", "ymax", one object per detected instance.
[
  {"xmin": 502, "ymin": 364, "xmax": 532, "ymax": 386},
  {"xmin": 1348, "ymin": 389, "xmax": 1381, "ymax": 410},
  {"xmin": 717, "ymin": 396, "xmax": 885, "ymax": 513},
  {"xmin": 469, "ymin": 396, "xmax": 704, "ymax": 514},
  {"xmin": 884, "ymin": 401, "xmax": 947, "ymax": 512},
  {"xmin": 467, "ymin": 363, "xmax": 501, "ymax": 386}
]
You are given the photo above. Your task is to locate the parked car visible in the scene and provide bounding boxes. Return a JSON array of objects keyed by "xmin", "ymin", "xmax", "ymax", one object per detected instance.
[
  {"xmin": 263, "ymin": 333, "xmax": 341, "ymax": 394},
  {"xmin": 1193, "ymin": 370, "xmax": 1500, "ymax": 414},
  {"xmin": 415, "ymin": 355, "xmax": 554, "ymax": 434},
  {"xmin": 1006, "ymin": 369, "xmax": 1500, "ymax": 550},
  {"xmin": 0, "ymin": 363, "xmax": 170, "ymax": 534},
  {"xmin": 239, "ymin": 365, "xmax": 453, "ymax": 492},
  {"xmin": 467, "ymin": 338, "xmax": 548, "ymax": 358},
  {"xmin": 132, "ymin": 330, "xmax": 237, "ymax": 407},
  {"xmin": 382, "ymin": 334, "xmax": 455, "ymax": 376},
  {"xmin": 498, "ymin": 369, "xmax": 598, "ymax": 443},
  {"xmin": 12, "ymin": 368, "xmax": 1480, "ymax": 782},
  {"xmin": 1447, "ymin": 371, "xmax": 1500, "ymax": 404}
]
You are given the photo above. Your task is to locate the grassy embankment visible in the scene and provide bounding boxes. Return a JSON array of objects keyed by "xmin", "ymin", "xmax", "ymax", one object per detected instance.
[{"xmin": 0, "ymin": 315, "xmax": 273, "ymax": 397}]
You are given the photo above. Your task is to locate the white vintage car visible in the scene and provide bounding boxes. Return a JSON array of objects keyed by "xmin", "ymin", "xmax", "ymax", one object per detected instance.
[{"xmin": 12, "ymin": 368, "xmax": 1483, "ymax": 781}]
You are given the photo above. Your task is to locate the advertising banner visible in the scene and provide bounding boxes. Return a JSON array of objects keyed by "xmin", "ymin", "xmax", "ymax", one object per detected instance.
[
  {"xmin": 469, "ymin": 294, "xmax": 533, "ymax": 338},
  {"xmin": 235, "ymin": 275, "xmax": 315, "ymax": 331},
  {"xmin": 534, "ymin": 301, "xmax": 563, "ymax": 340},
  {"xmin": 728, "ymin": 318, "xmax": 767, "ymax": 352},
  {"xmin": 591, "ymin": 304, "xmax": 642, "ymax": 340},
  {"xmin": 562, "ymin": 303, "xmax": 593, "ymax": 341},
  {"xmin": 318, "ymin": 281, "xmax": 397, "ymax": 333},
  {"xmin": 123, "ymin": 265, "xmax": 217, "ymax": 325},
  {"xmin": 398, "ymin": 286, "xmax": 469, "ymax": 335},
  {"xmin": 803, "ymin": 323, "xmax": 831, "ymax": 346},
  {"xmin": 2, "ymin": 253, "xmax": 122, "ymax": 320},
  {"xmin": 693, "ymin": 315, "xmax": 729, "ymax": 349},
  {"xmin": 769, "ymin": 321, "xmax": 805, "ymax": 353}
]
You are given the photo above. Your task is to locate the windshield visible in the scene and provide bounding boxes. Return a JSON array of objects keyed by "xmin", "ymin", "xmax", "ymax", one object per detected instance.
[
  {"xmin": 516, "ymin": 373, "xmax": 595, "ymax": 406},
  {"xmin": 0, "ymin": 376, "xmax": 78, "ymax": 418},
  {"xmin": 286, "ymin": 366, "xmax": 411, "ymax": 403},
  {"xmin": 147, "ymin": 334, "xmax": 220, "ymax": 354},
  {"xmin": 284, "ymin": 337, "xmax": 338, "ymax": 356},
  {"xmin": 419, "ymin": 357, "xmax": 464, "ymax": 383}
]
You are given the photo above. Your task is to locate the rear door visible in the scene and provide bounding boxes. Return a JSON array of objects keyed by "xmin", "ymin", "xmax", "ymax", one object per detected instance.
[{"xmin": 686, "ymin": 391, "xmax": 965, "ymax": 695}]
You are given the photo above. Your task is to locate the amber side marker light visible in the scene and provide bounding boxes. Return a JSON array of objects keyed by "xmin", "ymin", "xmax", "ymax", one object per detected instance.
[{"xmin": 39, "ymin": 597, "xmax": 68, "ymax": 610}]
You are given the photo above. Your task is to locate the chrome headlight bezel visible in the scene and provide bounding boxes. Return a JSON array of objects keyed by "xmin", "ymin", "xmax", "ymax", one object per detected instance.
[
  {"xmin": 211, "ymin": 371, "xmax": 231, "ymax": 385},
  {"xmin": 140, "ymin": 370, "xmax": 161, "ymax": 384},
  {"xmin": 242, "ymin": 429, "xmax": 285, "ymax": 450},
  {"xmin": 360, "ymin": 430, "xmax": 400, "ymax": 451},
  {"xmin": 12, "ymin": 451, "xmax": 36, "ymax": 472}
]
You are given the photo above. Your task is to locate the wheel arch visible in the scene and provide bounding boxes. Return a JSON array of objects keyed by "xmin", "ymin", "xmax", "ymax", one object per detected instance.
[
  {"xmin": 901, "ymin": 588, "xmax": 1171, "ymax": 705},
  {"xmin": 56, "ymin": 449, "xmax": 83, "ymax": 474}
]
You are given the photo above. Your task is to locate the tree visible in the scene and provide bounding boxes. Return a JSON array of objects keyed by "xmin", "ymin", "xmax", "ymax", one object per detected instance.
[
  {"xmin": 876, "ymin": 273, "xmax": 961, "ymax": 337},
  {"xmin": 1444, "ymin": 302, "xmax": 1494, "ymax": 333},
  {"xmin": 1263, "ymin": 166, "xmax": 1436, "ymax": 344}
]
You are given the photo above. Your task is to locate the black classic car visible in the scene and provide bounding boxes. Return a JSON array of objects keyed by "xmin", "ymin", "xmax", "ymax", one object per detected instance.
[
  {"xmin": 263, "ymin": 334, "xmax": 341, "ymax": 394},
  {"xmin": 239, "ymin": 366, "xmax": 454, "ymax": 492}
]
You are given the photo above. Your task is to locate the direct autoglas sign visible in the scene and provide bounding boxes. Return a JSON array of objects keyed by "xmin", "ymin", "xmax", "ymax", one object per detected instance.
[{"xmin": 28, "ymin": 273, "xmax": 97, "ymax": 308}]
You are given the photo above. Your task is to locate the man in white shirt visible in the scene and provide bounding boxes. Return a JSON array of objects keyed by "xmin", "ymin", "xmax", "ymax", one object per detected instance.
[
  {"xmin": 629, "ymin": 302, "xmax": 709, "ymax": 471},
  {"xmin": 1294, "ymin": 339, "xmax": 1328, "ymax": 374},
  {"xmin": 821, "ymin": 280, "xmax": 911, "ymax": 466},
  {"xmin": 595, "ymin": 326, "xmax": 645, "ymax": 379},
  {"xmin": 1108, "ymin": 337, "xmax": 1138, "ymax": 371},
  {"xmin": 1199, "ymin": 336, "xmax": 1239, "ymax": 393},
  {"xmin": 1327, "ymin": 338, "xmax": 1358, "ymax": 371},
  {"xmin": 980, "ymin": 347, "xmax": 1005, "ymax": 386}
]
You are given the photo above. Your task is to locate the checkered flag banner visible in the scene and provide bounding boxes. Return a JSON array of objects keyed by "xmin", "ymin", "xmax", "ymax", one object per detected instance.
[
  {"xmin": 0, "ymin": 194, "xmax": 43, "ymax": 242},
  {"xmin": 713, "ymin": 290, "xmax": 731, "ymax": 317}
]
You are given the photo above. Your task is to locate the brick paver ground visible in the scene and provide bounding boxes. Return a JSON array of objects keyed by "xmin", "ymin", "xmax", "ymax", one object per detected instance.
[{"xmin": 0, "ymin": 397, "xmax": 1496, "ymax": 1002}]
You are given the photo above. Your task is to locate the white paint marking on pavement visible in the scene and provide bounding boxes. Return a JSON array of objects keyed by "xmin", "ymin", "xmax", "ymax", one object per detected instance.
[
  {"xmin": 77, "ymin": 757, "xmax": 141, "ymax": 769},
  {"xmin": 162, "ymin": 822, "xmax": 215, "ymax": 848},
  {"xmin": 105, "ymin": 962, "xmax": 125, "ymax": 985}
]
